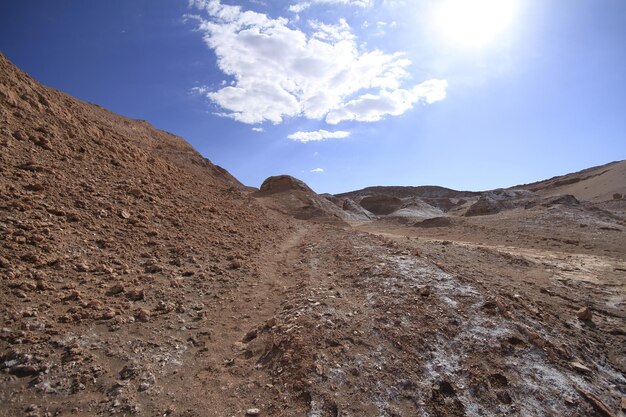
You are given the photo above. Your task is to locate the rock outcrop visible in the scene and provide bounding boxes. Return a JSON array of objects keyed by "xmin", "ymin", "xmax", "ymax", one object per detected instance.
[
  {"xmin": 341, "ymin": 198, "xmax": 376, "ymax": 220},
  {"xmin": 254, "ymin": 175, "xmax": 348, "ymax": 224},
  {"xmin": 465, "ymin": 189, "xmax": 538, "ymax": 217},
  {"xmin": 359, "ymin": 195, "xmax": 403, "ymax": 215},
  {"xmin": 258, "ymin": 175, "xmax": 314, "ymax": 195}
]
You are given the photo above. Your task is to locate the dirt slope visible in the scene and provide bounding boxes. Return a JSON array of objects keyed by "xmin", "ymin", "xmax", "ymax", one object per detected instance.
[
  {"xmin": 0, "ymin": 52, "xmax": 290, "ymax": 416},
  {"xmin": 513, "ymin": 160, "xmax": 626, "ymax": 202}
]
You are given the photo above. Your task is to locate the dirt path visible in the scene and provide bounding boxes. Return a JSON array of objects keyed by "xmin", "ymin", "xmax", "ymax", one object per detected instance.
[
  {"xmin": 4, "ymin": 219, "xmax": 623, "ymax": 416},
  {"xmin": 271, "ymin": 226, "xmax": 623, "ymax": 416},
  {"xmin": 167, "ymin": 223, "xmax": 311, "ymax": 416},
  {"xmin": 201, "ymin": 223, "xmax": 622, "ymax": 416},
  {"xmin": 1, "ymin": 218, "xmax": 317, "ymax": 417}
]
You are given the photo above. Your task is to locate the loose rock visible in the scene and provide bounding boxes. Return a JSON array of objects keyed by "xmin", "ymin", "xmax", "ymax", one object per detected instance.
[
  {"xmin": 106, "ymin": 284, "xmax": 125, "ymax": 296},
  {"xmin": 570, "ymin": 361, "xmax": 592, "ymax": 374},
  {"xmin": 0, "ymin": 256, "xmax": 11, "ymax": 268},
  {"xmin": 135, "ymin": 308, "xmax": 150, "ymax": 322},
  {"xmin": 126, "ymin": 289, "xmax": 145, "ymax": 301},
  {"xmin": 576, "ymin": 307, "xmax": 592, "ymax": 321}
]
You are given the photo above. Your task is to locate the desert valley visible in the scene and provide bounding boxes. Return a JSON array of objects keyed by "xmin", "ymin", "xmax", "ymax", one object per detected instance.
[{"xmin": 1, "ymin": 52, "xmax": 625, "ymax": 417}]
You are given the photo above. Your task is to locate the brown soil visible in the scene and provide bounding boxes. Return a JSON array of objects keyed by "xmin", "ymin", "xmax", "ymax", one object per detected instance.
[
  {"xmin": 1, "ymin": 53, "xmax": 625, "ymax": 417},
  {"xmin": 516, "ymin": 160, "xmax": 626, "ymax": 202},
  {"xmin": 0, "ymin": 52, "xmax": 291, "ymax": 416}
]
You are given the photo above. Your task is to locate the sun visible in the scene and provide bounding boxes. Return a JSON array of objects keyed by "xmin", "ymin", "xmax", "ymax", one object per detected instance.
[{"xmin": 434, "ymin": 0, "xmax": 518, "ymax": 48}]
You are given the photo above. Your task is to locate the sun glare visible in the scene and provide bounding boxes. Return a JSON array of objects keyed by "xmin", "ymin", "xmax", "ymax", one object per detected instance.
[{"xmin": 434, "ymin": 0, "xmax": 518, "ymax": 48}]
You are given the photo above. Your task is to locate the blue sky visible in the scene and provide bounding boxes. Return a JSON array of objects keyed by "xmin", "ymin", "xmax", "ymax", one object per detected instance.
[{"xmin": 1, "ymin": 0, "xmax": 625, "ymax": 193}]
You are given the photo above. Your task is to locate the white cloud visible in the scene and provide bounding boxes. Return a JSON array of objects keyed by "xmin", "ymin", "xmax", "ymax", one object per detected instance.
[
  {"xmin": 382, "ymin": 0, "xmax": 405, "ymax": 6},
  {"xmin": 309, "ymin": 18, "xmax": 354, "ymax": 42},
  {"xmin": 310, "ymin": 168, "xmax": 325, "ymax": 173},
  {"xmin": 289, "ymin": 0, "xmax": 373, "ymax": 13},
  {"xmin": 363, "ymin": 20, "xmax": 399, "ymax": 37},
  {"xmin": 189, "ymin": 0, "xmax": 446, "ymax": 125},
  {"xmin": 326, "ymin": 79, "xmax": 448, "ymax": 124},
  {"xmin": 288, "ymin": 3, "xmax": 310, "ymax": 13},
  {"xmin": 252, "ymin": 127, "xmax": 265, "ymax": 132},
  {"xmin": 190, "ymin": 86, "xmax": 210, "ymax": 95},
  {"xmin": 288, "ymin": 129, "xmax": 351, "ymax": 142}
]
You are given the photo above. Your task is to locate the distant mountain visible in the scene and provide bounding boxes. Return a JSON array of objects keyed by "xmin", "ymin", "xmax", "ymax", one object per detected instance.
[
  {"xmin": 333, "ymin": 185, "xmax": 480, "ymax": 216},
  {"xmin": 336, "ymin": 185, "xmax": 480, "ymax": 200},
  {"xmin": 332, "ymin": 160, "xmax": 625, "ymax": 219},
  {"xmin": 336, "ymin": 161, "xmax": 625, "ymax": 204},
  {"xmin": 510, "ymin": 160, "xmax": 626, "ymax": 202}
]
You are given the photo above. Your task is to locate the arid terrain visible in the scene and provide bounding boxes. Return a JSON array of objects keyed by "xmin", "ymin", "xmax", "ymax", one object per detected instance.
[{"xmin": 1, "ymin": 52, "xmax": 625, "ymax": 417}]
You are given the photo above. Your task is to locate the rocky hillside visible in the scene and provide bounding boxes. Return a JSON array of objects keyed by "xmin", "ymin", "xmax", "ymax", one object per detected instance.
[
  {"xmin": 333, "ymin": 161, "xmax": 625, "ymax": 220},
  {"xmin": 512, "ymin": 160, "xmax": 626, "ymax": 202},
  {"xmin": 337, "ymin": 185, "xmax": 479, "ymax": 214},
  {"xmin": 336, "ymin": 185, "xmax": 480, "ymax": 200},
  {"xmin": 0, "ymin": 52, "xmax": 289, "ymax": 416}
]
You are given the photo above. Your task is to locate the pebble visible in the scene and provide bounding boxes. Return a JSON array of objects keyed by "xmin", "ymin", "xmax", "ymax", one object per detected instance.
[
  {"xmin": 144, "ymin": 262, "xmax": 163, "ymax": 273},
  {"xmin": 576, "ymin": 307, "xmax": 592, "ymax": 321},
  {"xmin": 14, "ymin": 289, "xmax": 27, "ymax": 299},
  {"xmin": 570, "ymin": 361, "xmax": 592, "ymax": 374},
  {"xmin": 246, "ymin": 408, "xmax": 261, "ymax": 416},
  {"xmin": 0, "ymin": 256, "xmax": 10, "ymax": 268},
  {"xmin": 107, "ymin": 284, "xmax": 125, "ymax": 295},
  {"xmin": 157, "ymin": 301, "xmax": 175, "ymax": 313},
  {"xmin": 135, "ymin": 308, "xmax": 151, "ymax": 322},
  {"xmin": 36, "ymin": 280, "xmax": 54, "ymax": 291},
  {"xmin": 63, "ymin": 290, "xmax": 81, "ymax": 301},
  {"xmin": 101, "ymin": 308, "xmax": 117, "ymax": 320},
  {"xmin": 13, "ymin": 130, "xmax": 29, "ymax": 141},
  {"xmin": 74, "ymin": 262, "xmax": 90, "ymax": 272},
  {"xmin": 126, "ymin": 289, "xmax": 145, "ymax": 301}
]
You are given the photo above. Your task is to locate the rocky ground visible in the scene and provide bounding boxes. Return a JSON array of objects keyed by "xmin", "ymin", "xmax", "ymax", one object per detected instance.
[
  {"xmin": 241, "ymin": 221, "xmax": 625, "ymax": 417},
  {"xmin": 1, "ymin": 52, "xmax": 625, "ymax": 416}
]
